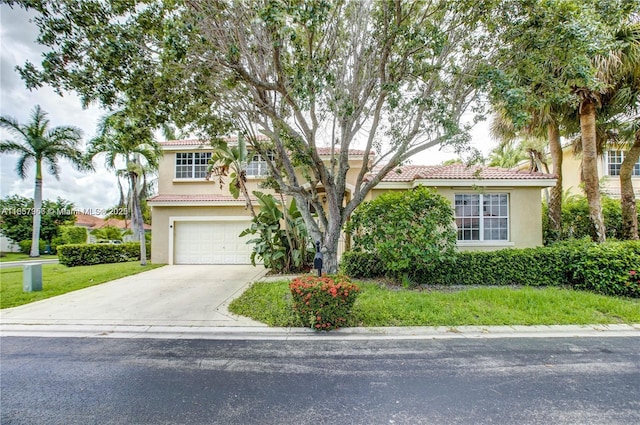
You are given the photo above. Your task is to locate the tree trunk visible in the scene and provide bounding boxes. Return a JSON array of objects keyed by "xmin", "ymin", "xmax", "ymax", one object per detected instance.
[
  {"xmin": 322, "ymin": 223, "xmax": 341, "ymax": 275},
  {"xmin": 547, "ymin": 122, "xmax": 563, "ymax": 241},
  {"xmin": 620, "ymin": 132, "xmax": 640, "ymax": 240},
  {"xmin": 30, "ymin": 161, "xmax": 43, "ymax": 257},
  {"xmin": 130, "ymin": 172, "xmax": 147, "ymax": 266},
  {"xmin": 579, "ymin": 99, "xmax": 606, "ymax": 242}
]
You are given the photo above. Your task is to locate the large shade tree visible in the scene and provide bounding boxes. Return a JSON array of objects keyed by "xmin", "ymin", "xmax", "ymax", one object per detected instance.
[
  {"xmin": 12, "ymin": 0, "xmax": 497, "ymax": 272},
  {"xmin": 0, "ymin": 105, "xmax": 89, "ymax": 256}
]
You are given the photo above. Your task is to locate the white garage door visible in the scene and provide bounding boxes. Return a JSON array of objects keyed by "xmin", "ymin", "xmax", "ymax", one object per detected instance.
[{"xmin": 174, "ymin": 221, "xmax": 254, "ymax": 264}]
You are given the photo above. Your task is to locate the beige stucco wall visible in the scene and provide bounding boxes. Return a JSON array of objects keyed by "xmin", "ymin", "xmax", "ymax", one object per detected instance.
[
  {"xmin": 367, "ymin": 185, "xmax": 545, "ymax": 250},
  {"xmin": 558, "ymin": 147, "xmax": 639, "ymax": 198},
  {"xmin": 151, "ymin": 205, "xmax": 254, "ymax": 264},
  {"xmin": 158, "ymin": 148, "xmax": 370, "ymax": 196},
  {"xmin": 157, "ymin": 150, "xmax": 271, "ymax": 196}
]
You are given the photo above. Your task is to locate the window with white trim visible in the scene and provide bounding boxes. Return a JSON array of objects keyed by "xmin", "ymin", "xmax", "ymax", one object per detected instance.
[
  {"xmin": 245, "ymin": 151, "xmax": 275, "ymax": 176},
  {"xmin": 175, "ymin": 152, "xmax": 212, "ymax": 179},
  {"xmin": 606, "ymin": 150, "xmax": 640, "ymax": 176},
  {"xmin": 455, "ymin": 193, "xmax": 509, "ymax": 241}
]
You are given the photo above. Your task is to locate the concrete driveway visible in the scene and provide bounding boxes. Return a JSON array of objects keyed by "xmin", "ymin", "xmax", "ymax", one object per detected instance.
[{"xmin": 0, "ymin": 265, "xmax": 268, "ymax": 327}]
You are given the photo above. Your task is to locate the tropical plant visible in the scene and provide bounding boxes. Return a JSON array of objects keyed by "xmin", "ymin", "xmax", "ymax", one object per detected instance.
[
  {"xmin": 90, "ymin": 226, "xmax": 127, "ymax": 242},
  {"xmin": 87, "ymin": 111, "xmax": 161, "ymax": 265},
  {"xmin": 206, "ymin": 134, "xmax": 255, "ymax": 217},
  {"xmin": 240, "ymin": 191, "xmax": 313, "ymax": 273},
  {"xmin": 487, "ymin": 139, "xmax": 527, "ymax": 169},
  {"xmin": 0, "ymin": 106, "xmax": 89, "ymax": 256},
  {"xmin": 542, "ymin": 193, "xmax": 640, "ymax": 243}
]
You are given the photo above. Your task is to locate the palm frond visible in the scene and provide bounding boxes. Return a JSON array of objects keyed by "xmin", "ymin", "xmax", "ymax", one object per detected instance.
[
  {"xmin": 0, "ymin": 115, "xmax": 28, "ymax": 140},
  {"xmin": 15, "ymin": 155, "xmax": 32, "ymax": 180}
]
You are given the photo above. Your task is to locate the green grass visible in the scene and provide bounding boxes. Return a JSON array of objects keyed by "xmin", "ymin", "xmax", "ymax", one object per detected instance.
[
  {"xmin": 1, "ymin": 262, "xmax": 165, "ymax": 309},
  {"xmin": 0, "ymin": 253, "xmax": 58, "ymax": 262},
  {"xmin": 229, "ymin": 281, "xmax": 640, "ymax": 327}
]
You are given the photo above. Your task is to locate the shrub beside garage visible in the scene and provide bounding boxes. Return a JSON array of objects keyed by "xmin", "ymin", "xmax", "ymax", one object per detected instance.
[
  {"xmin": 57, "ymin": 242, "xmax": 151, "ymax": 267},
  {"xmin": 340, "ymin": 240, "xmax": 640, "ymax": 298}
]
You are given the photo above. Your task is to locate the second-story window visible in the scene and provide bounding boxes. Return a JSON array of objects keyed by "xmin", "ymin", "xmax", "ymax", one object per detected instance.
[
  {"xmin": 606, "ymin": 150, "xmax": 640, "ymax": 176},
  {"xmin": 245, "ymin": 151, "xmax": 275, "ymax": 176},
  {"xmin": 175, "ymin": 152, "xmax": 212, "ymax": 179}
]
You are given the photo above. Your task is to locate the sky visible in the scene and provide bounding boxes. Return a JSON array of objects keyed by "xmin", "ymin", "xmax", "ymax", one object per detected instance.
[{"xmin": 0, "ymin": 4, "xmax": 495, "ymax": 215}]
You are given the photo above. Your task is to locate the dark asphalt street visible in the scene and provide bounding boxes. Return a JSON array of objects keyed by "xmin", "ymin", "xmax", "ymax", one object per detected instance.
[{"xmin": 1, "ymin": 336, "xmax": 638, "ymax": 424}]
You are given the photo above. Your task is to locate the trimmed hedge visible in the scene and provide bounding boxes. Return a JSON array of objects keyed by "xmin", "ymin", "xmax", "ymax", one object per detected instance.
[
  {"xmin": 340, "ymin": 240, "xmax": 640, "ymax": 297},
  {"xmin": 18, "ymin": 239, "xmax": 47, "ymax": 255},
  {"xmin": 339, "ymin": 251, "xmax": 386, "ymax": 279},
  {"xmin": 57, "ymin": 242, "xmax": 151, "ymax": 267}
]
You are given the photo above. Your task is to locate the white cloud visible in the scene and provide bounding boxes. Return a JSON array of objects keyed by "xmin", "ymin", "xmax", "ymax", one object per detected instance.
[{"xmin": 0, "ymin": 4, "xmax": 119, "ymax": 214}]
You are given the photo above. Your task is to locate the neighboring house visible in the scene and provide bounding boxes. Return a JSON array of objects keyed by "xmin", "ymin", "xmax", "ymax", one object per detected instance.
[
  {"xmin": 74, "ymin": 212, "xmax": 151, "ymax": 243},
  {"xmin": 1, "ymin": 234, "xmax": 20, "ymax": 253},
  {"xmin": 148, "ymin": 139, "xmax": 556, "ymax": 265},
  {"xmin": 558, "ymin": 146, "xmax": 640, "ymax": 198}
]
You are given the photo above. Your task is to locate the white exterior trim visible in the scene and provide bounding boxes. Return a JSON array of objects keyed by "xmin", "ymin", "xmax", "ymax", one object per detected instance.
[{"xmin": 149, "ymin": 200, "xmax": 247, "ymax": 207}]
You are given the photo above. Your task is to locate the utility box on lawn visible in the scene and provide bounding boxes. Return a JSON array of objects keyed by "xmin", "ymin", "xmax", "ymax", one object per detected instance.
[{"xmin": 23, "ymin": 263, "xmax": 43, "ymax": 292}]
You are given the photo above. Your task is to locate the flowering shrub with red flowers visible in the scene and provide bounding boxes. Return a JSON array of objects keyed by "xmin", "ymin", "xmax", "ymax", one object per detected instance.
[{"xmin": 289, "ymin": 275, "xmax": 359, "ymax": 330}]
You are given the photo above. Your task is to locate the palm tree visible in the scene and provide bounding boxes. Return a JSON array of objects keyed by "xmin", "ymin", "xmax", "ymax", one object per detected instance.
[
  {"xmin": 575, "ymin": 20, "xmax": 640, "ymax": 242},
  {"xmin": 487, "ymin": 140, "xmax": 526, "ymax": 169},
  {"xmin": 0, "ymin": 105, "xmax": 89, "ymax": 257},
  {"xmin": 489, "ymin": 105, "xmax": 572, "ymax": 241},
  {"xmin": 573, "ymin": 22, "xmax": 640, "ymax": 240},
  {"xmin": 87, "ymin": 111, "xmax": 161, "ymax": 265},
  {"xmin": 607, "ymin": 23, "xmax": 640, "ymax": 240},
  {"xmin": 206, "ymin": 134, "xmax": 256, "ymax": 217}
]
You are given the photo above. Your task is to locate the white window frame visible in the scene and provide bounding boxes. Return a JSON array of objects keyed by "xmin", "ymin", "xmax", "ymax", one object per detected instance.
[
  {"xmin": 605, "ymin": 150, "xmax": 640, "ymax": 176},
  {"xmin": 455, "ymin": 193, "xmax": 510, "ymax": 242},
  {"xmin": 175, "ymin": 152, "xmax": 212, "ymax": 179},
  {"xmin": 245, "ymin": 151, "xmax": 275, "ymax": 177}
]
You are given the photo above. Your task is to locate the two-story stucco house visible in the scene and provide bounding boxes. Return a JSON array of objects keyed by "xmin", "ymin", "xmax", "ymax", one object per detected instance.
[
  {"xmin": 559, "ymin": 146, "xmax": 640, "ymax": 198},
  {"xmin": 148, "ymin": 139, "xmax": 557, "ymax": 265}
]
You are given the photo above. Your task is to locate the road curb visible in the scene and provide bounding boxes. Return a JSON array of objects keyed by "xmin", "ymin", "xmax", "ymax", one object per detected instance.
[{"xmin": 2, "ymin": 323, "xmax": 639, "ymax": 340}]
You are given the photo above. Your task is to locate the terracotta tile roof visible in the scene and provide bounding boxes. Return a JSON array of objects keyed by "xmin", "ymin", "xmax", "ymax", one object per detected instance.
[
  {"xmin": 74, "ymin": 212, "xmax": 104, "ymax": 227},
  {"xmin": 374, "ymin": 164, "xmax": 556, "ymax": 182},
  {"xmin": 160, "ymin": 139, "xmax": 372, "ymax": 156},
  {"xmin": 160, "ymin": 139, "xmax": 208, "ymax": 146},
  {"xmin": 73, "ymin": 212, "xmax": 151, "ymax": 230},
  {"xmin": 315, "ymin": 147, "xmax": 369, "ymax": 156},
  {"xmin": 147, "ymin": 194, "xmax": 256, "ymax": 203},
  {"xmin": 160, "ymin": 136, "xmax": 270, "ymax": 147},
  {"xmin": 101, "ymin": 218, "xmax": 152, "ymax": 231}
]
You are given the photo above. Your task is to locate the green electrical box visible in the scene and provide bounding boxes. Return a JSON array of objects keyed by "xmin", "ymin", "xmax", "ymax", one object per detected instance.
[{"xmin": 23, "ymin": 263, "xmax": 43, "ymax": 292}]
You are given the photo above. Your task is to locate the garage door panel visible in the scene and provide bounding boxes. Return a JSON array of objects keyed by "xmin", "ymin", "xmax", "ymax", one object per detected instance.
[{"xmin": 174, "ymin": 221, "xmax": 253, "ymax": 264}]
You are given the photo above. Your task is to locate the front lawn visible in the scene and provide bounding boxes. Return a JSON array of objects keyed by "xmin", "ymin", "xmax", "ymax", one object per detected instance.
[
  {"xmin": 0, "ymin": 253, "xmax": 58, "ymax": 262},
  {"xmin": 1, "ymin": 262, "xmax": 164, "ymax": 309},
  {"xmin": 229, "ymin": 281, "xmax": 640, "ymax": 327}
]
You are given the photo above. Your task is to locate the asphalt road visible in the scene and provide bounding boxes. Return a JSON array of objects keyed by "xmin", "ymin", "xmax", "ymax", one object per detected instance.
[{"xmin": 1, "ymin": 336, "xmax": 638, "ymax": 425}]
